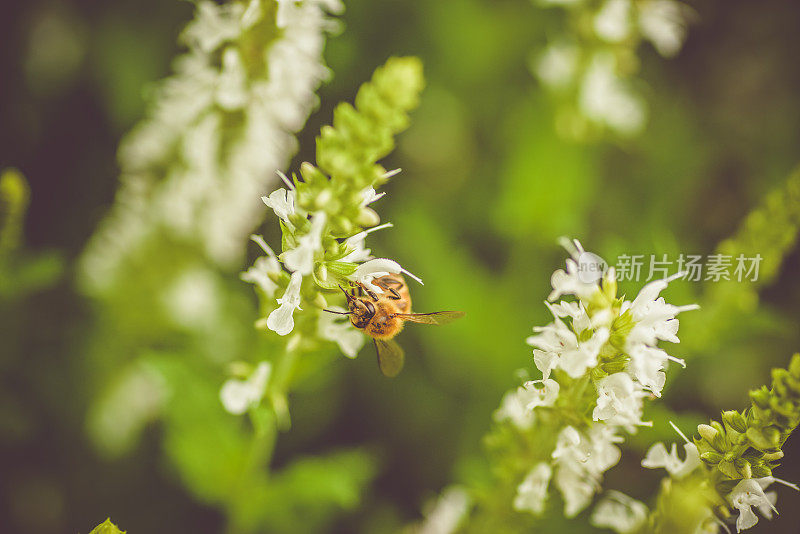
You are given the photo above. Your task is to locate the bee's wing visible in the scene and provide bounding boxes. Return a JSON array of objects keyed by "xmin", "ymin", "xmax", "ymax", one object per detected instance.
[
  {"xmin": 394, "ymin": 311, "xmax": 465, "ymax": 325},
  {"xmin": 374, "ymin": 338, "xmax": 405, "ymax": 377}
]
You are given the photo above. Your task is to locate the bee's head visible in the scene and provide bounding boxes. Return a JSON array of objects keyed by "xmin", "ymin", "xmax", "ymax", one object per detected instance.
[{"xmin": 341, "ymin": 285, "xmax": 375, "ymax": 329}]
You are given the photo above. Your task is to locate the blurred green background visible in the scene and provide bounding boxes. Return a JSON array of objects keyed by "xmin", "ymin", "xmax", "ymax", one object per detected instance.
[{"xmin": 2, "ymin": 0, "xmax": 800, "ymax": 532}]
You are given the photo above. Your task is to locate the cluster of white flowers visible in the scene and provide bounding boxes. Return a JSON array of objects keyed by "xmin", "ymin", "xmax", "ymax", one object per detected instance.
[
  {"xmin": 494, "ymin": 238, "xmax": 697, "ymax": 518},
  {"xmin": 532, "ymin": 0, "xmax": 692, "ymax": 137},
  {"xmin": 590, "ymin": 490, "xmax": 648, "ymax": 533},
  {"xmin": 243, "ymin": 173, "xmax": 423, "ymax": 344},
  {"xmin": 641, "ymin": 421, "xmax": 799, "ymax": 533},
  {"xmin": 80, "ymin": 0, "xmax": 341, "ymax": 293}
]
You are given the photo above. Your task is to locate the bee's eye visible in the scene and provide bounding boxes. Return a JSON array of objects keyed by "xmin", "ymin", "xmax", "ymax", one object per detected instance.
[{"xmin": 364, "ymin": 301, "xmax": 375, "ymax": 316}]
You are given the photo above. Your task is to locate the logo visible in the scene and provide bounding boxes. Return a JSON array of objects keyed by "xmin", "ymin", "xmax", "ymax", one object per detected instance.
[{"xmin": 576, "ymin": 251, "xmax": 608, "ymax": 283}]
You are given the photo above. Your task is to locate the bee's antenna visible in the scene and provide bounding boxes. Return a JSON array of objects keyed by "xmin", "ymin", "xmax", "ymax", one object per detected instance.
[
  {"xmin": 323, "ymin": 309, "xmax": 351, "ymax": 315},
  {"xmin": 339, "ymin": 284, "xmax": 355, "ymax": 301}
]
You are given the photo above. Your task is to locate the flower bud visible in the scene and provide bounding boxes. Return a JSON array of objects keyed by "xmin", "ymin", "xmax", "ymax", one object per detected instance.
[
  {"xmin": 734, "ymin": 458, "xmax": 752, "ymax": 479},
  {"xmin": 717, "ymin": 459, "xmax": 739, "ymax": 479},
  {"xmin": 751, "ymin": 464, "xmax": 772, "ymax": 478},
  {"xmin": 698, "ymin": 424, "xmax": 719, "ymax": 444},
  {"xmin": 722, "ymin": 410, "xmax": 747, "ymax": 434},
  {"xmin": 749, "ymin": 387, "xmax": 771, "ymax": 409},
  {"xmin": 700, "ymin": 451, "xmax": 723, "ymax": 464},
  {"xmin": 789, "ymin": 353, "xmax": 800, "ymax": 379},
  {"xmin": 355, "ymin": 207, "xmax": 380, "ymax": 227}
]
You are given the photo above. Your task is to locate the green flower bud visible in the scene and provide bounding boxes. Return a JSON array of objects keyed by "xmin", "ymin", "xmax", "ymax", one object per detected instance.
[
  {"xmin": 700, "ymin": 451, "xmax": 724, "ymax": 464},
  {"xmin": 355, "ymin": 207, "xmax": 380, "ymax": 227},
  {"xmin": 751, "ymin": 464, "xmax": 773, "ymax": 478},
  {"xmin": 788, "ymin": 354, "xmax": 800, "ymax": 379},
  {"xmin": 734, "ymin": 458, "xmax": 752, "ymax": 479},
  {"xmin": 698, "ymin": 424, "xmax": 719, "ymax": 445},
  {"xmin": 717, "ymin": 459, "xmax": 739, "ymax": 479},
  {"xmin": 763, "ymin": 450, "xmax": 784, "ymax": 461},
  {"xmin": 722, "ymin": 410, "xmax": 748, "ymax": 433}
]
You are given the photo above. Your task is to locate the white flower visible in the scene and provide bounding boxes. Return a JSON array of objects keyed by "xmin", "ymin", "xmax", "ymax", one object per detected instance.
[
  {"xmin": 639, "ymin": 0, "xmax": 689, "ymax": 58},
  {"xmin": 161, "ymin": 267, "xmax": 221, "ymax": 329},
  {"xmin": 495, "ymin": 388, "xmax": 536, "ymax": 429},
  {"xmin": 548, "ymin": 240, "xmax": 602, "ymax": 302},
  {"xmin": 591, "ymin": 491, "xmax": 648, "ymax": 533},
  {"xmin": 284, "ymin": 211, "xmax": 326, "ymax": 275},
  {"xmin": 216, "ymin": 47, "xmax": 248, "ymax": 110},
  {"xmin": 729, "ymin": 478, "xmax": 778, "ymax": 532},
  {"xmin": 623, "ymin": 272, "xmax": 699, "ymax": 347},
  {"xmin": 261, "ymin": 188, "xmax": 297, "ymax": 226},
  {"xmin": 641, "ymin": 441, "xmax": 701, "ymax": 479},
  {"xmin": 241, "ymin": 235, "xmax": 281, "ymax": 297},
  {"xmin": 627, "ymin": 344, "xmax": 681, "ymax": 397},
  {"xmin": 241, "ymin": 256, "xmax": 280, "ymax": 296},
  {"xmin": 552, "ymin": 426, "xmax": 623, "ymax": 517},
  {"xmin": 219, "ymin": 361, "xmax": 272, "ymax": 415},
  {"xmin": 266, "ymin": 271, "xmax": 303, "ymax": 336},
  {"xmin": 361, "ymin": 186, "xmax": 386, "ymax": 206},
  {"xmin": 182, "ymin": 0, "xmax": 249, "ymax": 53},
  {"xmin": 593, "ymin": 372, "xmax": 647, "ymax": 428},
  {"xmin": 555, "ymin": 464, "xmax": 597, "ymax": 517},
  {"xmin": 514, "ymin": 463, "xmax": 552, "ymax": 515},
  {"xmin": 594, "ymin": 0, "xmax": 632, "ymax": 43},
  {"xmin": 527, "ymin": 318, "xmax": 609, "ymax": 379},
  {"xmin": 348, "ymin": 258, "xmax": 423, "ymax": 294},
  {"xmin": 318, "ymin": 306, "xmax": 364, "ymax": 358},
  {"xmin": 579, "ymin": 53, "xmax": 646, "ymax": 136},
  {"xmin": 340, "ymin": 222, "xmax": 393, "ymax": 263},
  {"xmin": 495, "ymin": 379, "xmax": 560, "ymax": 429},
  {"xmin": 417, "ymin": 486, "xmax": 471, "ymax": 534},
  {"xmin": 535, "ymin": 42, "xmax": 579, "ymax": 89}
]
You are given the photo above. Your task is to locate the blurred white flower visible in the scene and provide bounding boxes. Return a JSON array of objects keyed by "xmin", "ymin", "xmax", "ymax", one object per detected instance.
[
  {"xmin": 80, "ymin": 0, "xmax": 340, "ymax": 293},
  {"xmin": 318, "ymin": 306, "xmax": 365, "ymax": 358},
  {"xmin": 161, "ymin": 267, "xmax": 221, "ymax": 329},
  {"xmin": 514, "ymin": 463, "xmax": 552, "ymax": 514},
  {"xmin": 639, "ymin": 0, "xmax": 689, "ymax": 58},
  {"xmin": 579, "ymin": 53, "xmax": 646, "ymax": 136},
  {"xmin": 495, "ymin": 379, "xmax": 560, "ymax": 429},
  {"xmin": 267, "ymin": 271, "xmax": 303, "ymax": 336},
  {"xmin": 641, "ymin": 441, "xmax": 701, "ymax": 479},
  {"xmin": 535, "ymin": 42, "xmax": 579, "ymax": 89},
  {"xmin": 552, "ymin": 426, "xmax": 623, "ymax": 516},
  {"xmin": 591, "ymin": 491, "xmax": 648, "ymax": 533},
  {"xmin": 417, "ymin": 486, "xmax": 471, "ymax": 534},
  {"xmin": 219, "ymin": 361, "xmax": 272, "ymax": 415},
  {"xmin": 594, "ymin": 0, "xmax": 632, "ymax": 43},
  {"xmin": 216, "ymin": 47, "xmax": 248, "ymax": 109},
  {"xmin": 241, "ymin": 234, "xmax": 281, "ymax": 297}
]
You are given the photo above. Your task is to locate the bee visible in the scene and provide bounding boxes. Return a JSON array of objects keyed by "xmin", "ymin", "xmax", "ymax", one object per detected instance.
[{"xmin": 326, "ymin": 274, "xmax": 464, "ymax": 377}]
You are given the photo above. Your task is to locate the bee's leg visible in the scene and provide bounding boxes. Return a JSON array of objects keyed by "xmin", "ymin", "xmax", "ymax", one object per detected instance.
[
  {"xmin": 388, "ymin": 288, "xmax": 402, "ymax": 300},
  {"xmin": 356, "ymin": 282, "xmax": 379, "ymax": 301}
]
